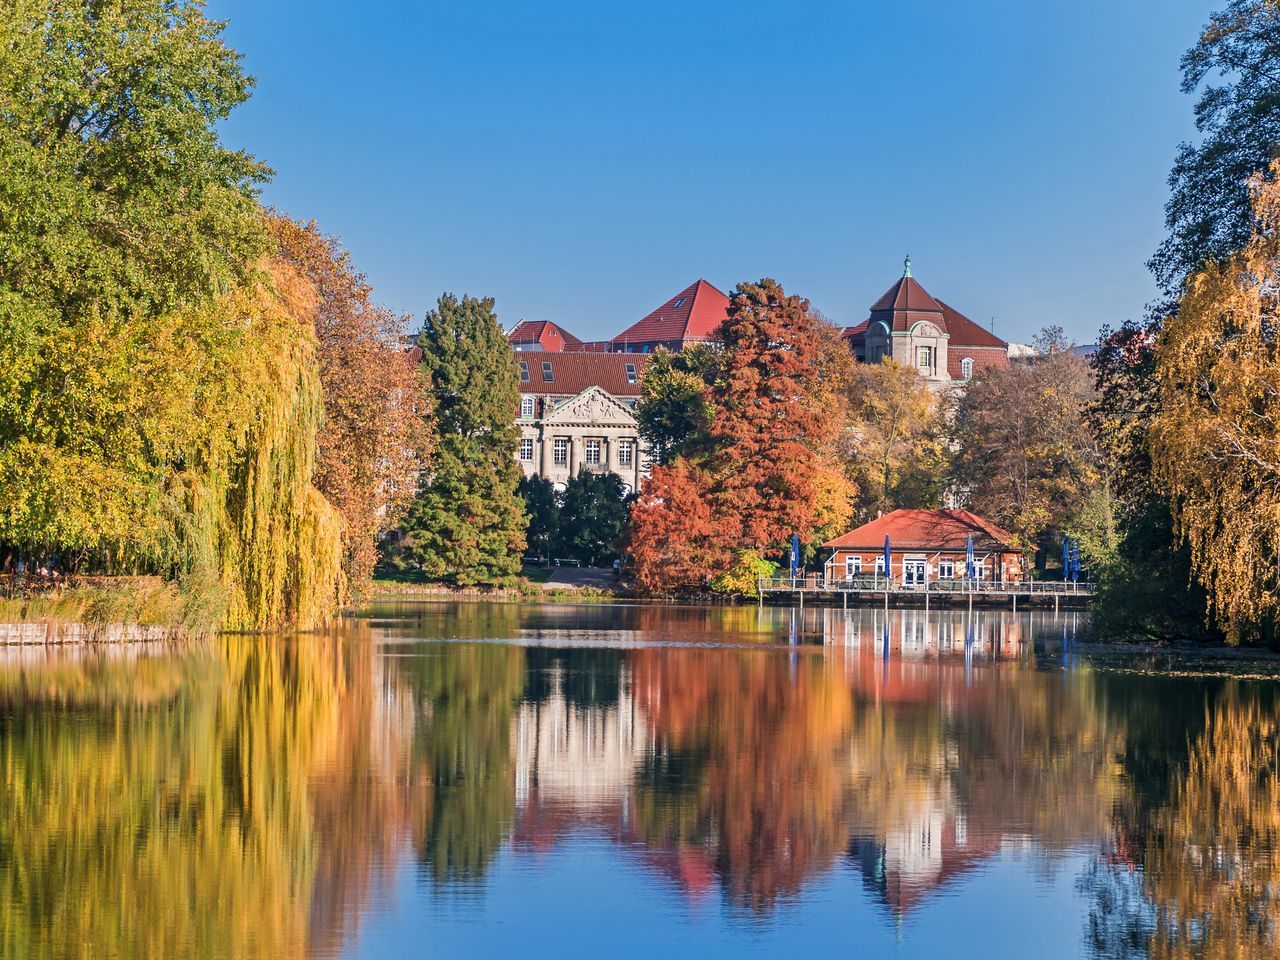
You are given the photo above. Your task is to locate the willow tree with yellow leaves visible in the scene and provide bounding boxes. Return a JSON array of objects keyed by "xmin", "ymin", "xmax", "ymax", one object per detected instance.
[
  {"xmin": 0, "ymin": 1, "xmax": 428, "ymax": 629},
  {"xmin": 1151, "ymin": 162, "xmax": 1280, "ymax": 643}
]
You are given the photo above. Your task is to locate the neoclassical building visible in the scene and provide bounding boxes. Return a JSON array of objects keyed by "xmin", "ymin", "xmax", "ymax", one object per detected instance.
[
  {"xmin": 514, "ymin": 351, "xmax": 648, "ymax": 493},
  {"xmin": 843, "ymin": 258, "xmax": 1008, "ymax": 386}
]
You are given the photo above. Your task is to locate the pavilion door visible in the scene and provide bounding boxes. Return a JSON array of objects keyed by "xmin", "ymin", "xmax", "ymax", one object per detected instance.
[{"xmin": 904, "ymin": 559, "xmax": 927, "ymax": 587}]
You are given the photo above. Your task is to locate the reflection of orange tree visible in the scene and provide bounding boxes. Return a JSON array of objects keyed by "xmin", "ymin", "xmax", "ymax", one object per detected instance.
[
  {"xmin": 0, "ymin": 635, "xmax": 405, "ymax": 960},
  {"xmin": 1142, "ymin": 686, "xmax": 1280, "ymax": 960},
  {"xmin": 630, "ymin": 647, "xmax": 853, "ymax": 911},
  {"xmin": 395, "ymin": 642, "xmax": 525, "ymax": 885}
]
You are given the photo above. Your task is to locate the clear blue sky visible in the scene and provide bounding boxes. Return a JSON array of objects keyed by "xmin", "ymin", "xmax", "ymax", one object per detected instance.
[{"xmin": 212, "ymin": 0, "xmax": 1212, "ymax": 346}]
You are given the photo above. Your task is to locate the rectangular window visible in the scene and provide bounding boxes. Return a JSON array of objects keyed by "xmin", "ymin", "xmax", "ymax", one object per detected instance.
[
  {"xmin": 875, "ymin": 556, "xmax": 886, "ymax": 575},
  {"xmin": 618, "ymin": 441, "xmax": 633, "ymax": 466},
  {"xmin": 553, "ymin": 438, "xmax": 568, "ymax": 465},
  {"xmin": 585, "ymin": 439, "xmax": 601, "ymax": 465},
  {"xmin": 541, "ymin": 361, "xmax": 554, "ymax": 382},
  {"xmin": 518, "ymin": 438, "xmax": 534, "ymax": 461},
  {"xmin": 625, "ymin": 363, "xmax": 637, "ymax": 384},
  {"xmin": 845, "ymin": 556, "xmax": 862, "ymax": 578},
  {"xmin": 939, "ymin": 559, "xmax": 955, "ymax": 579},
  {"xmin": 518, "ymin": 360, "xmax": 529, "ymax": 382},
  {"xmin": 917, "ymin": 346, "xmax": 933, "ymax": 370},
  {"xmin": 519, "ymin": 396, "xmax": 535, "ymax": 418}
]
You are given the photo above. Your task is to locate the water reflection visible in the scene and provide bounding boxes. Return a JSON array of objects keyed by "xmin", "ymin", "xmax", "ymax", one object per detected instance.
[{"xmin": 0, "ymin": 604, "xmax": 1276, "ymax": 958}]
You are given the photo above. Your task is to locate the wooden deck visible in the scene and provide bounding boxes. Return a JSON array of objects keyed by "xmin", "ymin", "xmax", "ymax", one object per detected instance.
[{"xmin": 757, "ymin": 576, "xmax": 1095, "ymax": 610}]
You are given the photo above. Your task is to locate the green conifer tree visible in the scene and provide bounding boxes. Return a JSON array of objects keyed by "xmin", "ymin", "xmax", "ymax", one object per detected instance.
[{"xmin": 403, "ymin": 294, "xmax": 527, "ymax": 584}]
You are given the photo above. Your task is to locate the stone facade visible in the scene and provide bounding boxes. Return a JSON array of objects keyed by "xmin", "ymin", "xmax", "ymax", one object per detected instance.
[{"xmin": 516, "ymin": 385, "xmax": 648, "ymax": 493}]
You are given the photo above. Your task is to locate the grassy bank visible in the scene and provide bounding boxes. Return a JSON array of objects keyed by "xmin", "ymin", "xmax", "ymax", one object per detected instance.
[{"xmin": 0, "ymin": 576, "xmax": 223, "ymax": 641}]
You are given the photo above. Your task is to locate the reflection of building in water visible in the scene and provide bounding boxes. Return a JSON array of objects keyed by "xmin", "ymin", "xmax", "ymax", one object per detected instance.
[
  {"xmin": 820, "ymin": 607, "xmax": 1087, "ymax": 658},
  {"xmin": 849, "ymin": 811, "xmax": 1000, "ymax": 917},
  {"xmin": 513, "ymin": 663, "xmax": 649, "ymax": 842}
]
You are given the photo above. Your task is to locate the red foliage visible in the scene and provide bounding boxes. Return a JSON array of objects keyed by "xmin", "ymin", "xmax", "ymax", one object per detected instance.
[
  {"xmin": 707, "ymin": 278, "xmax": 848, "ymax": 550},
  {"xmin": 625, "ymin": 461, "xmax": 728, "ymax": 593}
]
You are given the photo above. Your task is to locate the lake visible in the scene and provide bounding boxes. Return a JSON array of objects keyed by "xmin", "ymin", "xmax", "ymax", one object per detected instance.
[{"xmin": 1, "ymin": 601, "xmax": 1277, "ymax": 959}]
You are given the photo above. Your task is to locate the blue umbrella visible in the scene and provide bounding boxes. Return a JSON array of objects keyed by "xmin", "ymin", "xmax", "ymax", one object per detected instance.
[
  {"xmin": 883, "ymin": 535, "xmax": 892, "ymax": 586},
  {"xmin": 1061, "ymin": 535, "xmax": 1070, "ymax": 581},
  {"xmin": 965, "ymin": 535, "xmax": 975, "ymax": 580},
  {"xmin": 1070, "ymin": 544, "xmax": 1081, "ymax": 583},
  {"xmin": 790, "ymin": 532, "xmax": 800, "ymax": 580}
]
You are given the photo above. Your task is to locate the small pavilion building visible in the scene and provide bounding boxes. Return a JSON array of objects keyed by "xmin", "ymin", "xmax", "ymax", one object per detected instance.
[{"xmin": 822, "ymin": 509, "xmax": 1022, "ymax": 585}]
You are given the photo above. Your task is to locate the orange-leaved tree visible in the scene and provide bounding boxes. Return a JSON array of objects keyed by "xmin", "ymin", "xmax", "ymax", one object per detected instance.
[
  {"xmin": 269, "ymin": 214, "xmax": 433, "ymax": 588},
  {"xmin": 626, "ymin": 460, "xmax": 728, "ymax": 594},
  {"xmin": 707, "ymin": 278, "xmax": 853, "ymax": 552},
  {"xmin": 626, "ymin": 279, "xmax": 853, "ymax": 594}
]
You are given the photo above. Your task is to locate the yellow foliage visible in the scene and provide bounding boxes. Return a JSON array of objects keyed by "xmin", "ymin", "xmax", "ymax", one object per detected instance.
[{"xmin": 1152, "ymin": 161, "xmax": 1280, "ymax": 638}]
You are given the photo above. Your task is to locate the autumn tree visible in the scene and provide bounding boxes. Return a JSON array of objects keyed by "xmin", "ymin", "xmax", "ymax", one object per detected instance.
[
  {"xmin": 637, "ymin": 344, "xmax": 721, "ymax": 464},
  {"xmin": 705, "ymin": 278, "xmax": 854, "ymax": 552},
  {"xmin": 951, "ymin": 351, "xmax": 1100, "ymax": 558},
  {"xmin": 1151, "ymin": 163, "xmax": 1280, "ymax": 643},
  {"xmin": 844, "ymin": 360, "xmax": 948, "ymax": 519},
  {"xmin": 400, "ymin": 295, "xmax": 527, "ymax": 585},
  {"xmin": 0, "ymin": 0, "xmax": 348, "ymax": 628},
  {"xmin": 268, "ymin": 215, "xmax": 432, "ymax": 589},
  {"xmin": 626, "ymin": 461, "xmax": 725, "ymax": 594}
]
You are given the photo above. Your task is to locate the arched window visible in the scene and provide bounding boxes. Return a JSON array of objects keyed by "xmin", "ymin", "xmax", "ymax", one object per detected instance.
[{"xmin": 961, "ymin": 357, "xmax": 974, "ymax": 380}]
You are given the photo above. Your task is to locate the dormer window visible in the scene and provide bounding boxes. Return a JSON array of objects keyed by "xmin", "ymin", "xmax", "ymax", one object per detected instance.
[
  {"xmin": 520, "ymin": 396, "xmax": 535, "ymax": 418},
  {"xmin": 541, "ymin": 361, "xmax": 554, "ymax": 382},
  {"xmin": 518, "ymin": 360, "xmax": 529, "ymax": 381},
  {"xmin": 625, "ymin": 363, "xmax": 637, "ymax": 384}
]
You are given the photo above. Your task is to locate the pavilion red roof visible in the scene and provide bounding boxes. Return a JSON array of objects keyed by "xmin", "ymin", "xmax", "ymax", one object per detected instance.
[
  {"xmin": 823, "ymin": 509, "xmax": 1016, "ymax": 552},
  {"xmin": 612, "ymin": 279, "xmax": 730, "ymax": 346}
]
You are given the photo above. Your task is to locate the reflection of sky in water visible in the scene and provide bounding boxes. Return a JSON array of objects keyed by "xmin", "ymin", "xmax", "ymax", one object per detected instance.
[{"xmin": 347, "ymin": 842, "xmax": 1092, "ymax": 960}]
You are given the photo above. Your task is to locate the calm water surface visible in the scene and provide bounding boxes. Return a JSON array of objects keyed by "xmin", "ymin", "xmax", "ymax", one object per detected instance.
[{"xmin": 2, "ymin": 602, "xmax": 1278, "ymax": 959}]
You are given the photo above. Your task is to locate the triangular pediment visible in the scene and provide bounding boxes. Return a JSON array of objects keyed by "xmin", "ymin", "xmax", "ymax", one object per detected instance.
[{"xmin": 543, "ymin": 386, "xmax": 638, "ymax": 427}]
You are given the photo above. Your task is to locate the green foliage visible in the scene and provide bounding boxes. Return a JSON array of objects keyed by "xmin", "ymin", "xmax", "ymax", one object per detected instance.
[
  {"xmin": 637, "ymin": 344, "xmax": 721, "ymax": 464},
  {"xmin": 557, "ymin": 470, "xmax": 630, "ymax": 567},
  {"xmin": 517, "ymin": 474, "xmax": 558, "ymax": 561},
  {"xmin": 1150, "ymin": 0, "xmax": 1280, "ymax": 297},
  {"xmin": 402, "ymin": 295, "xmax": 527, "ymax": 585},
  {"xmin": 0, "ymin": 1, "xmax": 348, "ymax": 630},
  {"xmin": 710, "ymin": 550, "xmax": 778, "ymax": 598}
]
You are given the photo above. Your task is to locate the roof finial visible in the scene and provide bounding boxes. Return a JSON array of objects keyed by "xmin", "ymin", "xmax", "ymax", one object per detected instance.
[{"xmin": 903, "ymin": 254, "xmax": 912, "ymax": 278}]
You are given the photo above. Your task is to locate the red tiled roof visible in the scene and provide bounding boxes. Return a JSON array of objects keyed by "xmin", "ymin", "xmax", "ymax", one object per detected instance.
[
  {"xmin": 508, "ymin": 319, "xmax": 583, "ymax": 352},
  {"xmin": 842, "ymin": 320, "xmax": 869, "ymax": 339},
  {"xmin": 937, "ymin": 301, "xmax": 1007, "ymax": 349},
  {"xmin": 870, "ymin": 275, "xmax": 944, "ymax": 315},
  {"xmin": 823, "ymin": 509, "xmax": 1016, "ymax": 552},
  {"xmin": 612, "ymin": 279, "xmax": 730, "ymax": 346},
  {"xmin": 514, "ymin": 351, "xmax": 646, "ymax": 398}
]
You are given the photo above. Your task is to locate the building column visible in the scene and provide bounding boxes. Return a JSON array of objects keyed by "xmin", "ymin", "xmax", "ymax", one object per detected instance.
[
  {"xmin": 569, "ymin": 436, "xmax": 581, "ymax": 477},
  {"xmin": 539, "ymin": 426, "xmax": 551, "ymax": 477}
]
